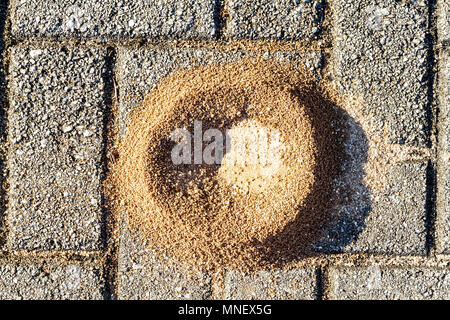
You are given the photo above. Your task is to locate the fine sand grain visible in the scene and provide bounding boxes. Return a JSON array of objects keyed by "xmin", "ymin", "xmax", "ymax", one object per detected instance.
[{"xmin": 109, "ymin": 58, "xmax": 347, "ymax": 272}]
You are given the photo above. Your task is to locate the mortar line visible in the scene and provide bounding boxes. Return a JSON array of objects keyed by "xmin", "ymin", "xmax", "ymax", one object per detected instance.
[
  {"xmin": 425, "ymin": 160, "xmax": 437, "ymax": 256},
  {"xmin": 8, "ymin": 37, "xmax": 328, "ymax": 52},
  {"xmin": 100, "ymin": 46, "xmax": 118, "ymax": 300},
  {"xmin": 314, "ymin": 266, "xmax": 325, "ymax": 300},
  {"xmin": 0, "ymin": 0, "xmax": 12, "ymax": 250},
  {"xmin": 0, "ymin": 250, "xmax": 448, "ymax": 271},
  {"xmin": 424, "ymin": 0, "xmax": 438, "ymax": 257},
  {"xmin": 213, "ymin": 0, "xmax": 226, "ymax": 40}
]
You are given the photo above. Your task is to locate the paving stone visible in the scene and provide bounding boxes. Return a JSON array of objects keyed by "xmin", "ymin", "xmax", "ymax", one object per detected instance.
[
  {"xmin": 438, "ymin": 0, "xmax": 450, "ymax": 44},
  {"xmin": 11, "ymin": 0, "xmax": 216, "ymax": 41},
  {"xmin": 7, "ymin": 46, "xmax": 106, "ymax": 250},
  {"xmin": 315, "ymin": 163, "xmax": 428, "ymax": 255},
  {"xmin": 329, "ymin": 266, "xmax": 450, "ymax": 300},
  {"xmin": 225, "ymin": 0, "xmax": 324, "ymax": 40},
  {"xmin": 333, "ymin": 0, "xmax": 429, "ymax": 146},
  {"xmin": 223, "ymin": 269, "xmax": 317, "ymax": 300},
  {"xmin": 117, "ymin": 214, "xmax": 212, "ymax": 300},
  {"xmin": 117, "ymin": 46, "xmax": 322, "ymax": 136},
  {"xmin": 0, "ymin": 260, "xmax": 105, "ymax": 299},
  {"xmin": 437, "ymin": 51, "xmax": 450, "ymax": 254}
]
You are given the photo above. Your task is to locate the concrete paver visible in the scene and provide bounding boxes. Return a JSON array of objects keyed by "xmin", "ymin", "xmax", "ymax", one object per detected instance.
[
  {"xmin": 7, "ymin": 46, "xmax": 106, "ymax": 250},
  {"xmin": 11, "ymin": 0, "xmax": 216, "ymax": 41},
  {"xmin": 333, "ymin": 0, "xmax": 430, "ymax": 146},
  {"xmin": 329, "ymin": 266, "xmax": 449, "ymax": 300},
  {"xmin": 0, "ymin": 260, "xmax": 104, "ymax": 299},
  {"xmin": 315, "ymin": 162, "xmax": 428, "ymax": 256},
  {"xmin": 223, "ymin": 268, "xmax": 317, "ymax": 300},
  {"xmin": 225, "ymin": 0, "xmax": 324, "ymax": 40}
]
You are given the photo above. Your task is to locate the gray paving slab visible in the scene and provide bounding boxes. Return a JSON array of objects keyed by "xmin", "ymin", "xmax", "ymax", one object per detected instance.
[
  {"xmin": 117, "ymin": 214, "xmax": 212, "ymax": 300},
  {"xmin": 333, "ymin": 0, "xmax": 430, "ymax": 146},
  {"xmin": 0, "ymin": 260, "xmax": 105, "ymax": 299},
  {"xmin": 223, "ymin": 269, "xmax": 317, "ymax": 300},
  {"xmin": 437, "ymin": 51, "xmax": 450, "ymax": 254},
  {"xmin": 11, "ymin": 0, "xmax": 216, "ymax": 41},
  {"xmin": 315, "ymin": 163, "xmax": 428, "ymax": 255},
  {"xmin": 438, "ymin": 0, "xmax": 450, "ymax": 44},
  {"xmin": 225, "ymin": 0, "xmax": 323, "ymax": 40},
  {"xmin": 329, "ymin": 266, "xmax": 450, "ymax": 300},
  {"xmin": 7, "ymin": 46, "xmax": 106, "ymax": 250}
]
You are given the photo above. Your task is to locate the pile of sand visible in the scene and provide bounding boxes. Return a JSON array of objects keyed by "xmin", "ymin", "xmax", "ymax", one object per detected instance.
[{"xmin": 109, "ymin": 58, "xmax": 344, "ymax": 272}]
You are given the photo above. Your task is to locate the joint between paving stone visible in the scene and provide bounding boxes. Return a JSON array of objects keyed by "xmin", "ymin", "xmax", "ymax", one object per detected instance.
[
  {"xmin": 0, "ymin": 257, "xmax": 107, "ymax": 299},
  {"xmin": 427, "ymin": 0, "xmax": 448, "ymax": 256},
  {"xmin": 213, "ymin": 0, "xmax": 226, "ymax": 40},
  {"xmin": 100, "ymin": 45, "xmax": 120, "ymax": 300},
  {"xmin": 0, "ymin": 0, "xmax": 12, "ymax": 250},
  {"xmin": 425, "ymin": 160, "xmax": 437, "ymax": 255},
  {"xmin": 7, "ymin": 43, "xmax": 109, "ymax": 251},
  {"xmin": 424, "ymin": 0, "xmax": 439, "ymax": 247}
]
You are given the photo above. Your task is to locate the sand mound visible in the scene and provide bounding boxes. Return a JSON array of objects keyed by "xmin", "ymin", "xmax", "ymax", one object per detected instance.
[{"xmin": 110, "ymin": 58, "xmax": 344, "ymax": 272}]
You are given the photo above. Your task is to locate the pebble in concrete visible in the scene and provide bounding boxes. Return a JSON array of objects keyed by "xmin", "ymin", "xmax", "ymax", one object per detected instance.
[
  {"xmin": 7, "ymin": 46, "xmax": 106, "ymax": 250},
  {"xmin": 226, "ymin": 0, "xmax": 323, "ymax": 40},
  {"xmin": 11, "ymin": 0, "xmax": 216, "ymax": 40},
  {"xmin": 0, "ymin": 261, "xmax": 105, "ymax": 299},
  {"xmin": 333, "ymin": 0, "xmax": 430, "ymax": 146},
  {"xmin": 329, "ymin": 266, "xmax": 449, "ymax": 300}
]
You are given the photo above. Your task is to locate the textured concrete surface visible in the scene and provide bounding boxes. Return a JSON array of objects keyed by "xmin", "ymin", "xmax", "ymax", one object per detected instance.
[
  {"xmin": 0, "ymin": 0, "xmax": 447, "ymax": 300},
  {"xmin": 333, "ymin": 0, "xmax": 429, "ymax": 146},
  {"xmin": 438, "ymin": 0, "xmax": 449, "ymax": 44},
  {"xmin": 346, "ymin": 163, "xmax": 427, "ymax": 255},
  {"xmin": 225, "ymin": 0, "xmax": 323, "ymax": 40},
  {"xmin": 117, "ymin": 215, "xmax": 212, "ymax": 300},
  {"xmin": 7, "ymin": 46, "xmax": 105, "ymax": 250},
  {"xmin": 0, "ymin": 260, "xmax": 104, "ymax": 299},
  {"xmin": 223, "ymin": 269, "xmax": 317, "ymax": 300},
  {"xmin": 437, "ymin": 51, "xmax": 450, "ymax": 254},
  {"xmin": 316, "ymin": 163, "xmax": 428, "ymax": 255},
  {"xmin": 11, "ymin": 0, "xmax": 216, "ymax": 40},
  {"xmin": 329, "ymin": 266, "xmax": 449, "ymax": 300}
]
